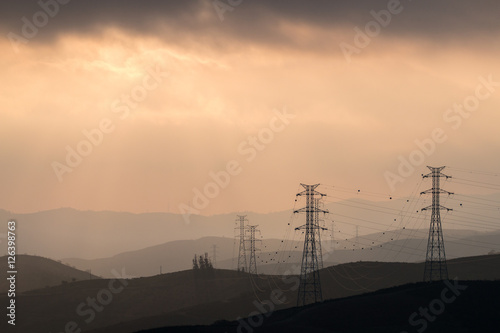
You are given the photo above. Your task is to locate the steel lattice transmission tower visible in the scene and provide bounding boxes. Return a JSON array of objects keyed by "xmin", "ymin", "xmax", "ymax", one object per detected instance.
[
  {"xmin": 247, "ymin": 225, "xmax": 261, "ymax": 275},
  {"xmin": 236, "ymin": 215, "xmax": 248, "ymax": 272},
  {"xmin": 421, "ymin": 166, "xmax": 453, "ymax": 282},
  {"xmin": 294, "ymin": 184, "xmax": 328, "ymax": 306}
]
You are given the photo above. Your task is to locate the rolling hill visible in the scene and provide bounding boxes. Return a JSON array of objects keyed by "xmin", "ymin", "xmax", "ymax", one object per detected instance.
[
  {"xmin": 2, "ymin": 192, "xmax": 498, "ymax": 261},
  {"xmin": 2, "ymin": 253, "xmax": 499, "ymax": 333},
  {"xmin": 0, "ymin": 254, "xmax": 98, "ymax": 293},
  {"xmin": 137, "ymin": 280, "xmax": 500, "ymax": 333},
  {"xmin": 62, "ymin": 230, "xmax": 500, "ymax": 278}
]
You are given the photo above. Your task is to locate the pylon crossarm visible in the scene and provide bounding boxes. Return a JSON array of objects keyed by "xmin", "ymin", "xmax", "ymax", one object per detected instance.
[
  {"xmin": 422, "ymin": 205, "xmax": 452, "ymax": 211},
  {"xmin": 437, "ymin": 171, "xmax": 451, "ymax": 179},
  {"xmin": 423, "ymin": 173, "xmax": 451, "ymax": 178},
  {"xmin": 422, "ymin": 170, "xmax": 451, "ymax": 179},
  {"xmin": 420, "ymin": 189, "xmax": 453, "ymax": 195},
  {"xmin": 297, "ymin": 192, "xmax": 326, "ymax": 198},
  {"xmin": 300, "ymin": 183, "xmax": 320, "ymax": 189},
  {"xmin": 294, "ymin": 208, "xmax": 329, "ymax": 214},
  {"xmin": 295, "ymin": 224, "xmax": 327, "ymax": 231}
]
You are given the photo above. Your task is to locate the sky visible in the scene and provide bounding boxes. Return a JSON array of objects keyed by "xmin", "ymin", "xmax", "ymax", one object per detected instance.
[{"xmin": 1, "ymin": 0, "xmax": 499, "ymax": 216}]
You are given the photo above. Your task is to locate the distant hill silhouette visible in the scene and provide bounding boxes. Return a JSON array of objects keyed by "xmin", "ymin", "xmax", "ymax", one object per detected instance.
[
  {"xmin": 2, "ymin": 193, "xmax": 498, "ymax": 261},
  {"xmin": 0, "ymin": 254, "xmax": 98, "ymax": 293},
  {"xmin": 63, "ymin": 236, "xmax": 239, "ymax": 278},
  {"xmin": 62, "ymin": 231, "xmax": 500, "ymax": 278}
]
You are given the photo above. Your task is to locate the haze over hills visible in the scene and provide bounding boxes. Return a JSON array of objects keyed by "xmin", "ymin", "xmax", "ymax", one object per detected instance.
[
  {"xmin": 1, "ymin": 192, "xmax": 499, "ymax": 261},
  {"xmin": 61, "ymin": 229, "xmax": 500, "ymax": 278}
]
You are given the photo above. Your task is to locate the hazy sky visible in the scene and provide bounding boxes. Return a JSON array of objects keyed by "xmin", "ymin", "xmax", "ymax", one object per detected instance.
[{"xmin": 1, "ymin": 0, "xmax": 499, "ymax": 215}]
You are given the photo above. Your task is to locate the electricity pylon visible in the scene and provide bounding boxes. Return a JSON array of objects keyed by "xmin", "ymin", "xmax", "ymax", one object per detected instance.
[
  {"xmin": 236, "ymin": 215, "xmax": 248, "ymax": 272},
  {"xmin": 421, "ymin": 166, "xmax": 453, "ymax": 282},
  {"xmin": 294, "ymin": 184, "xmax": 328, "ymax": 306},
  {"xmin": 247, "ymin": 225, "xmax": 261, "ymax": 275}
]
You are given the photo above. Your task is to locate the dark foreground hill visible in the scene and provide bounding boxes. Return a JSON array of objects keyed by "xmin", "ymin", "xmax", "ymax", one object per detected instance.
[
  {"xmin": 0, "ymin": 254, "xmax": 98, "ymax": 293},
  {"xmin": 2, "ymin": 254, "xmax": 499, "ymax": 333},
  {"xmin": 0, "ymin": 268, "xmax": 272, "ymax": 333},
  {"xmin": 139, "ymin": 280, "xmax": 500, "ymax": 333},
  {"xmin": 87, "ymin": 254, "xmax": 500, "ymax": 333}
]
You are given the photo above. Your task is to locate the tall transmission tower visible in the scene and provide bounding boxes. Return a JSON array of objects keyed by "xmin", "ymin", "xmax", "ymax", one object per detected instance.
[
  {"xmin": 294, "ymin": 184, "xmax": 328, "ymax": 307},
  {"xmin": 236, "ymin": 215, "xmax": 248, "ymax": 272},
  {"xmin": 421, "ymin": 166, "xmax": 453, "ymax": 282},
  {"xmin": 247, "ymin": 225, "xmax": 261, "ymax": 275}
]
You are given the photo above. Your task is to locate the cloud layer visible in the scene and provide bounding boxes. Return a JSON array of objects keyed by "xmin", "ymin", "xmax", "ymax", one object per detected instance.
[
  {"xmin": 0, "ymin": 1, "xmax": 499, "ymax": 215},
  {"xmin": 2, "ymin": 0, "xmax": 500, "ymax": 49}
]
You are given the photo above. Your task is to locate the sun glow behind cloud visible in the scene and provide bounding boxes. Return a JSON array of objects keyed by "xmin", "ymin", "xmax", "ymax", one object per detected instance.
[{"xmin": 0, "ymin": 1, "xmax": 499, "ymax": 215}]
